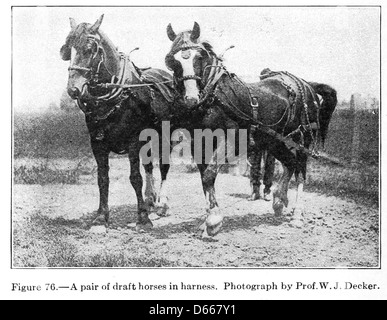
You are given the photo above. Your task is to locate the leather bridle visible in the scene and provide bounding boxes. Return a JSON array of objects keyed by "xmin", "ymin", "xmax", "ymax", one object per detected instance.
[
  {"xmin": 68, "ymin": 34, "xmax": 109, "ymax": 84},
  {"xmin": 167, "ymin": 44, "xmax": 210, "ymax": 84},
  {"xmin": 167, "ymin": 43, "xmax": 226, "ymax": 106}
]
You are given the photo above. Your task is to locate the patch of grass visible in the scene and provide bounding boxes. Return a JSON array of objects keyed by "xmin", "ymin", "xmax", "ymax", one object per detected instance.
[
  {"xmin": 46, "ymin": 240, "xmax": 80, "ymax": 267},
  {"xmin": 13, "ymin": 157, "xmax": 96, "ymax": 185},
  {"xmin": 243, "ymin": 159, "xmax": 378, "ymax": 206},
  {"xmin": 44, "ymin": 244, "xmax": 179, "ymax": 268},
  {"xmin": 14, "ymin": 163, "xmax": 80, "ymax": 185},
  {"xmin": 13, "ymin": 214, "xmax": 179, "ymax": 268},
  {"xmin": 14, "ymin": 110, "xmax": 91, "ymax": 159},
  {"xmin": 304, "ymin": 161, "xmax": 378, "ymax": 206},
  {"xmin": 85, "ymin": 252, "xmax": 178, "ymax": 268}
]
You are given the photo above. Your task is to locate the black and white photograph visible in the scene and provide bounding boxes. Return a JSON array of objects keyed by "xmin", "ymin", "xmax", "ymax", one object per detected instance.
[{"xmin": 3, "ymin": 1, "xmax": 385, "ymax": 300}]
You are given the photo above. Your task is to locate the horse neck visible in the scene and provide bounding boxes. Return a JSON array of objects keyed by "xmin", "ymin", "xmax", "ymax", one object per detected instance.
[
  {"xmin": 217, "ymin": 72, "xmax": 251, "ymax": 108},
  {"xmin": 98, "ymin": 31, "xmax": 121, "ymax": 77}
]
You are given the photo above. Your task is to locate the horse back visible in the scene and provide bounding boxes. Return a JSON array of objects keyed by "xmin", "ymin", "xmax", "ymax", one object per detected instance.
[{"xmin": 142, "ymin": 68, "xmax": 175, "ymax": 99}]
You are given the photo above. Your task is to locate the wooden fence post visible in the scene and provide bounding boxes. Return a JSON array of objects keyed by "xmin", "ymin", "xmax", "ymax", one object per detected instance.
[{"xmin": 350, "ymin": 93, "xmax": 362, "ymax": 166}]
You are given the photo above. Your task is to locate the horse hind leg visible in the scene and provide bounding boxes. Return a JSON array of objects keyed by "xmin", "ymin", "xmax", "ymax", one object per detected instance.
[
  {"xmin": 249, "ymin": 148, "xmax": 263, "ymax": 201},
  {"xmin": 272, "ymin": 162, "xmax": 293, "ymax": 217},
  {"xmin": 263, "ymin": 151, "xmax": 275, "ymax": 201},
  {"xmin": 290, "ymin": 159, "xmax": 307, "ymax": 228},
  {"xmin": 156, "ymin": 163, "xmax": 171, "ymax": 217},
  {"xmin": 143, "ymin": 162, "xmax": 158, "ymax": 209}
]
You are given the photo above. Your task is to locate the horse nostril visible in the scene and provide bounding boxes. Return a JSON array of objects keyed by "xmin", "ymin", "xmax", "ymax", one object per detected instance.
[{"xmin": 67, "ymin": 87, "xmax": 80, "ymax": 99}]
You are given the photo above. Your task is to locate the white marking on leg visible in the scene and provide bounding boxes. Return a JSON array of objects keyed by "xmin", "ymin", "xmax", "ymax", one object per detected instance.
[
  {"xmin": 293, "ymin": 181, "xmax": 304, "ymax": 221},
  {"xmin": 156, "ymin": 180, "xmax": 169, "ymax": 216},
  {"xmin": 296, "ymin": 182, "xmax": 304, "ymax": 203},
  {"xmin": 290, "ymin": 176, "xmax": 304, "ymax": 228}
]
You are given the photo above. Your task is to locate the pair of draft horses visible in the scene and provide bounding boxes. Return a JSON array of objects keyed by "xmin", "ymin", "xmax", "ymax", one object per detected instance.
[{"xmin": 60, "ymin": 15, "xmax": 337, "ymax": 236}]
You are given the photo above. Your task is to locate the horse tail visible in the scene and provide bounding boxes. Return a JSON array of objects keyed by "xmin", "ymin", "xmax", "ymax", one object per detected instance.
[{"xmin": 309, "ymin": 82, "xmax": 338, "ymax": 148}]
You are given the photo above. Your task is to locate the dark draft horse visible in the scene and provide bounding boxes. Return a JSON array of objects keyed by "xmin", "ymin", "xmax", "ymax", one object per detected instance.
[
  {"xmin": 60, "ymin": 15, "xmax": 177, "ymax": 231},
  {"xmin": 165, "ymin": 22, "xmax": 337, "ymax": 235}
]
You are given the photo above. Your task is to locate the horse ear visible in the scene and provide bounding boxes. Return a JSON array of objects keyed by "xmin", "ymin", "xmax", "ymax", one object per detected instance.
[
  {"xmin": 191, "ymin": 22, "xmax": 200, "ymax": 41},
  {"xmin": 69, "ymin": 17, "xmax": 77, "ymax": 30},
  {"xmin": 167, "ymin": 23, "xmax": 176, "ymax": 41},
  {"xmin": 60, "ymin": 44, "xmax": 71, "ymax": 61},
  {"xmin": 90, "ymin": 14, "xmax": 104, "ymax": 33}
]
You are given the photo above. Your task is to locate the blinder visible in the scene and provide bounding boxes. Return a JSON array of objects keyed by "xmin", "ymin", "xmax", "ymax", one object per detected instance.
[
  {"xmin": 67, "ymin": 34, "xmax": 105, "ymax": 82},
  {"xmin": 60, "ymin": 44, "xmax": 71, "ymax": 61}
]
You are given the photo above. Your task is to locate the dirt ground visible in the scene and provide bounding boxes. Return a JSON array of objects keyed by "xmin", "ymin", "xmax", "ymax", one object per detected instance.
[{"xmin": 12, "ymin": 158, "xmax": 379, "ymax": 268}]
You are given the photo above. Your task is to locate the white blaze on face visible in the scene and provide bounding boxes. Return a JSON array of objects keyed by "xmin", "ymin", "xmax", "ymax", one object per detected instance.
[
  {"xmin": 174, "ymin": 49, "xmax": 200, "ymax": 101},
  {"xmin": 70, "ymin": 46, "xmax": 78, "ymax": 66}
]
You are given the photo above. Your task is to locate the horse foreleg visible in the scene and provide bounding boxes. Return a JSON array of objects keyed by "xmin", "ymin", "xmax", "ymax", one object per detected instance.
[
  {"xmin": 129, "ymin": 141, "xmax": 152, "ymax": 231},
  {"xmin": 197, "ymin": 163, "xmax": 223, "ymax": 237},
  {"xmin": 143, "ymin": 162, "xmax": 157, "ymax": 209},
  {"xmin": 91, "ymin": 141, "xmax": 110, "ymax": 225},
  {"xmin": 273, "ymin": 163, "xmax": 294, "ymax": 217}
]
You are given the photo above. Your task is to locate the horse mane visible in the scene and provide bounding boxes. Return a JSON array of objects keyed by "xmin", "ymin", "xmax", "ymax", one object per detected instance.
[{"xmin": 201, "ymin": 41, "xmax": 216, "ymax": 56}]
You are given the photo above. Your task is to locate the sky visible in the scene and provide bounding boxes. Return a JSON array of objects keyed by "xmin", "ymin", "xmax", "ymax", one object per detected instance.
[{"xmin": 12, "ymin": 6, "xmax": 380, "ymax": 112}]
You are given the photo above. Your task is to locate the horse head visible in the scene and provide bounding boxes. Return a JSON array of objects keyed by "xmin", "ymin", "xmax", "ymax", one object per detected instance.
[
  {"xmin": 60, "ymin": 15, "xmax": 107, "ymax": 101},
  {"xmin": 165, "ymin": 22, "xmax": 218, "ymax": 108}
]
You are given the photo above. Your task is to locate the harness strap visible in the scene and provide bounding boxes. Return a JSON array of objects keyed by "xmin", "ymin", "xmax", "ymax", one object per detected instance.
[
  {"xmin": 198, "ymin": 60, "xmax": 226, "ymax": 106},
  {"xmin": 256, "ymin": 123, "xmax": 320, "ymax": 158}
]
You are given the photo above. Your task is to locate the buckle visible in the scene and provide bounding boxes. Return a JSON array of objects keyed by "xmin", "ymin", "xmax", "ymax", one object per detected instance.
[{"xmin": 251, "ymin": 97, "xmax": 259, "ymax": 107}]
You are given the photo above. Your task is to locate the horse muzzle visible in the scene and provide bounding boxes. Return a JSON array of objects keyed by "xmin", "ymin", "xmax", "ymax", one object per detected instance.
[
  {"xmin": 67, "ymin": 87, "xmax": 81, "ymax": 99},
  {"xmin": 67, "ymin": 83, "xmax": 90, "ymax": 101},
  {"xmin": 184, "ymin": 95, "xmax": 200, "ymax": 108}
]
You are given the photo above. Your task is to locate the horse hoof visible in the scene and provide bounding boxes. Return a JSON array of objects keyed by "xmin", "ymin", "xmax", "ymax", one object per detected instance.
[
  {"xmin": 145, "ymin": 197, "xmax": 156, "ymax": 209},
  {"xmin": 135, "ymin": 222, "xmax": 153, "ymax": 232},
  {"xmin": 156, "ymin": 203, "xmax": 170, "ymax": 217},
  {"xmin": 205, "ymin": 208, "xmax": 223, "ymax": 237},
  {"xmin": 156, "ymin": 197, "xmax": 170, "ymax": 217},
  {"xmin": 273, "ymin": 199, "xmax": 284, "ymax": 217},
  {"xmin": 196, "ymin": 222, "xmax": 207, "ymax": 238},
  {"xmin": 263, "ymin": 192, "xmax": 272, "ymax": 202},
  {"xmin": 93, "ymin": 214, "xmax": 106, "ymax": 225},
  {"xmin": 206, "ymin": 221, "xmax": 223, "ymax": 237},
  {"xmin": 249, "ymin": 193, "xmax": 260, "ymax": 201}
]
